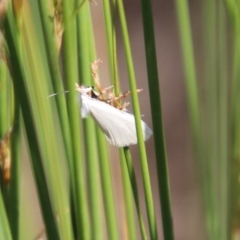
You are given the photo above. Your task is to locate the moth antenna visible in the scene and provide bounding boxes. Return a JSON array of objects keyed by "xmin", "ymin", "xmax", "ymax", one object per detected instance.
[{"xmin": 47, "ymin": 91, "xmax": 69, "ymax": 99}]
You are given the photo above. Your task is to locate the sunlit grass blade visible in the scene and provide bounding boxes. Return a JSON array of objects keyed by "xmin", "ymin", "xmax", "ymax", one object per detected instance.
[
  {"xmin": 77, "ymin": 2, "xmax": 103, "ymax": 238},
  {"xmin": 62, "ymin": 0, "xmax": 90, "ymax": 239},
  {"xmin": 36, "ymin": 1, "xmax": 81, "ymax": 235},
  {"xmin": 22, "ymin": 3, "xmax": 75, "ymax": 238},
  {"xmin": 37, "ymin": 0, "xmax": 73, "ymax": 169},
  {"xmin": 4, "ymin": 8, "xmax": 60, "ymax": 240},
  {"xmin": 0, "ymin": 60, "xmax": 10, "ymax": 190},
  {"xmin": 0, "ymin": 60, "xmax": 9, "ymax": 137}
]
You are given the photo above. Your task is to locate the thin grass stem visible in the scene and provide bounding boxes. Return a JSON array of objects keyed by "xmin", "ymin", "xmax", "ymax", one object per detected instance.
[
  {"xmin": 62, "ymin": 0, "xmax": 90, "ymax": 239},
  {"xmin": 120, "ymin": 149, "xmax": 137, "ymax": 240},
  {"xmin": 140, "ymin": 0, "xmax": 174, "ymax": 239},
  {"xmin": 7, "ymin": 84, "xmax": 20, "ymax": 240},
  {"xmin": 76, "ymin": 1, "xmax": 102, "ymax": 239},
  {"xmin": 0, "ymin": 192, "xmax": 12, "ymax": 240},
  {"xmin": 116, "ymin": 0, "xmax": 158, "ymax": 239},
  {"xmin": 123, "ymin": 147, "xmax": 147, "ymax": 240}
]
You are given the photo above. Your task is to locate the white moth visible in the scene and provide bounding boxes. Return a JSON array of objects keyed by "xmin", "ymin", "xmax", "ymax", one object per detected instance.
[{"xmin": 77, "ymin": 85, "xmax": 152, "ymax": 147}]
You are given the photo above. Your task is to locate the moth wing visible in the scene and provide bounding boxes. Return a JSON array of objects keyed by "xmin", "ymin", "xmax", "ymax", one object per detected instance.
[
  {"xmin": 80, "ymin": 94, "xmax": 90, "ymax": 118},
  {"xmin": 81, "ymin": 95, "xmax": 152, "ymax": 147}
]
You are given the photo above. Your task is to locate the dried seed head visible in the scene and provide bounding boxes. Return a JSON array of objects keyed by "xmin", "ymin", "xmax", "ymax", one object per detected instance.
[
  {"xmin": 53, "ymin": 1, "xmax": 64, "ymax": 51},
  {"xmin": 0, "ymin": 127, "xmax": 12, "ymax": 185}
]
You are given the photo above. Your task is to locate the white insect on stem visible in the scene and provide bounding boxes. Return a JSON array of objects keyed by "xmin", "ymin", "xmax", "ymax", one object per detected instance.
[
  {"xmin": 75, "ymin": 59, "xmax": 152, "ymax": 147},
  {"xmin": 48, "ymin": 59, "xmax": 152, "ymax": 147}
]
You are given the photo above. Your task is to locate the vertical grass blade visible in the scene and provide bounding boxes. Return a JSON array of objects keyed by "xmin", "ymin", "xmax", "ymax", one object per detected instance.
[
  {"xmin": 7, "ymin": 86, "xmax": 20, "ymax": 240},
  {"xmin": 0, "ymin": 60, "xmax": 9, "ymax": 137},
  {"xmin": 0, "ymin": 192, "xmax": 12, "ymax": 240},
  {"xmin": 140, "ymin": 0, "xmax": 174, "ymax": 239},
  {"xmin": 174, "ymin": 0, "xmax": 201, "ymax": 150},
  {"xmin": 123, "ymin": 147, "xmax": 147, "ymax": 240},
  {"xmin": 21, "ymin": 4, "xmax": 74, "ymax": 238},
  {"xmin": 217, "ymin": 3, "xmax": 228, "ymax": 240},
  {"xmin": 87, "ymin": 5, "xmax": 120, "ymax": 239},
  {"xmin": 102, "ymin": 0, "xmax": 119, "ymax": 92},
  {"xmin": 202, "ymin": 1, "xmax": 218, "ymax": 238},
  {"xmin": 116, "ymin": 1, "xmax": 158, "ymax": 239},
  {"xmin": 96, "ymin": 128, "xmax": 119, "ymax": 240},
  {"xmin": 102, "ymin": 1, "xmax": 141, "ymax": 238},
  {"xmin": 76, "ymin": 2, "xmax": 102, "ymax": 238},
  {"xmin": 62, "ymin": 0, "xmax": 90, "ymax": 239},
  {"xmin": 37, "ymin": 0, "xmax": 73, "ymax": 169},
  {"xmin": 0, "ymin": 59, "xmax": 10, "ymax": 190},
  {"xmin": 228, "ymin": 5, "xmax": 240, "ymax": 239},
  {"xmin": 120, "ymin": 149, "xmax": 137, "ymax": 240},
  {"xmin": 4, "ymin": 9, "xmax": 60, "ymax": 240}
]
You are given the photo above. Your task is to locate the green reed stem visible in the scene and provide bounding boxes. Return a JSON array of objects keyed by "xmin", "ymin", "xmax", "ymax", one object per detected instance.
[
  {"xmin": 76, "ymin": 1, "xmax": 102, "ymax": 239},
  {"xmin": 174, "ymin": 0, "xmax": 201, "ymax": 151},
  {"xmin": 140, "ymin": 0, "xmax": 174, "ymax": 239},
  {"xmin": 62, "ymin": 0, "xmax": 90, "ymax": 239},
  {"xmin": 37, "ymin": 0, "xmax": 73, "ymax": 172},
  {"xmin": 0, "ymin": 192, "xmax": 12, "ymax": 240},
  {"xmin": 123, "ymin": 147, "xmax": 147, "ymax": 240},
  {"xmin": 217, "ymin": 3, "xmax": 228, "ymax": 240},
  {"xmin": 4, "ymin": 9, "xmax": 60, "ymax": 240},
  {"xmin": 116, "ymin": 0, "xmax": 158, "ymax": 239},
  {"xmin": 120, "ymin": 149, "xmax": 137, "ymax": 240},
  {"xmin": 87, "ymin": 4, "xmax": 120, "ymax": 239},
  {"xmin": 7, "ymin": 86, "xmax": 20, "ymax": 240},
  {"xmin": 0, "ymin": 61, "xmax": 8, "ymax": 137},
  {"xmin": 22, "ymin": 5, "xmax": 74, "ymax": 239}
]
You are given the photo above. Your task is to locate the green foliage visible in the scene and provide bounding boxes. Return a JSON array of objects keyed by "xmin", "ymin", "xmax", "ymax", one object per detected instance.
[{"xmin": 0, "ymin": 0, "xmax": 236, "ymax": 240}]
